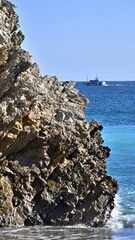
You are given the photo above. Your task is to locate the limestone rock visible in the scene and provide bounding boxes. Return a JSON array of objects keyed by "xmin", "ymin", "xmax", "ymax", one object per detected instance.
[{"xmin": 0, "ymin": 0, "xmax": 119, "ymax": 227}]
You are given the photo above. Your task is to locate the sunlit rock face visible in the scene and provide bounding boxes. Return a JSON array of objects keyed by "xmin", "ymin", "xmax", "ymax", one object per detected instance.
[{"xmin": 0, "ymin": 0, "xmax": 118, "ymax": 227}]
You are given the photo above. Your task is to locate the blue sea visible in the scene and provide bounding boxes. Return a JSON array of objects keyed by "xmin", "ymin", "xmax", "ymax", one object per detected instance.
[{"xmin": 0, "ymin": 81, "xmax": 135, "ymax": 239}]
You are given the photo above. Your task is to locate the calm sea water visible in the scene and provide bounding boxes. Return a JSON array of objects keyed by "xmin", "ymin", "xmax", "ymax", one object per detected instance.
[{"xmin": 0, "ymin": 81, "xmax": 135, "ymax": 239}]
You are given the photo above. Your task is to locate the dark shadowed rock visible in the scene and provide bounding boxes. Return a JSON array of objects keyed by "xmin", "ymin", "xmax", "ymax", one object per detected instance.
[{"xmin": 0, "ymin": 0, "xmax": 118, "ymax": 227}]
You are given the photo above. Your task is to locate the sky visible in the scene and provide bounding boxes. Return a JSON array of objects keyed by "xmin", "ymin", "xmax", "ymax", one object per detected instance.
[{"xmin": 11, "ymin": 0, "xmax": 135, "ymax": 81}]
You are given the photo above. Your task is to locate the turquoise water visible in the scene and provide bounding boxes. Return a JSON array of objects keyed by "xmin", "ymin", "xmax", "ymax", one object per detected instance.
[
  {"xmin": 103, "ymin": 125, "xmax": 135, "ymax": 228},
  {"xmin": 0, "ymin": 81, "xmax": 135, "ymax": 239},
  {"xmin": 76, "ymin": 81, "xmax": 135, "ymax": 233}
]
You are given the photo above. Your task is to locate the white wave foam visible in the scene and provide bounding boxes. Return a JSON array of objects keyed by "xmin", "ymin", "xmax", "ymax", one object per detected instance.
[
  {"xmin": 106, "ymin": 194, "xmax": 124, "ymax": 229},
  {"xmin": 106, "ymin": 194, "xmax": 135, "ymax": 229}
]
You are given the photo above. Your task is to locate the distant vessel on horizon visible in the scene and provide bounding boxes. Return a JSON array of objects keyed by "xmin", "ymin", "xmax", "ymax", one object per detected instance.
[{"xmin": 85, "ymin": 76, "xmax": 106, "ymax": 86}]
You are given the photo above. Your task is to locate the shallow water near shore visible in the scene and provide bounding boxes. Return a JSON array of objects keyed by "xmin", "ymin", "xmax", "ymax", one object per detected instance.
[
  {"xmin": 1, "ymin": 81, "xmax": 135, "ymax": 239},
  {"xmin": 0, "ymin": 226, "xmax": 135, "ymax": 240}
]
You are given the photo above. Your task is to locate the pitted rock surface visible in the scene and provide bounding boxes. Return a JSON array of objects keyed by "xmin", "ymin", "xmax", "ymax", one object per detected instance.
[{"xmin": 0, "ymin": 0, "xmax": 118, "ymax": 227}]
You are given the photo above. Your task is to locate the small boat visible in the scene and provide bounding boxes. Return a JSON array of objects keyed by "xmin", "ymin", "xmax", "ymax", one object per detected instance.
[{"xmin": 86, "ymin": 77, "xmax": 106, "ymax": 86}]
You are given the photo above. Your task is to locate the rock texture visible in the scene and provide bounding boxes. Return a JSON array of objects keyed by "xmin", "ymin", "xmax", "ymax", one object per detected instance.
[{"xmin": 0, "ymin": 0, "xmax": 118, "ymax": 227}]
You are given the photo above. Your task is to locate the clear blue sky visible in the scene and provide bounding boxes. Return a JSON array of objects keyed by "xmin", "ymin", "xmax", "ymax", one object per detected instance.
[{"xmin": 11, "ymin": 0, "xmax": 135, "ymax": 81}]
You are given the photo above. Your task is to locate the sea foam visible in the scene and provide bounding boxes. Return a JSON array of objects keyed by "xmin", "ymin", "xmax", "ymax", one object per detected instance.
[{"xmin": 106, "ymin": 194, "xmax": 135, "ymax": 229}]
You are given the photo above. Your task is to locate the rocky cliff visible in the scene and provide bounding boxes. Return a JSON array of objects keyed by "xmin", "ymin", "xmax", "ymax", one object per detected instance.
[{"xmin": 0, "ymin": 0, "xmax": 118, "ymax": 227}]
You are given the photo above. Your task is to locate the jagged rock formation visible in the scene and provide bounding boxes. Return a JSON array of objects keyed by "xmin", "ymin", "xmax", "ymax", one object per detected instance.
[{"xmin": 0, "ymin": 0, "xmax": 118, "ymax": 227}]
